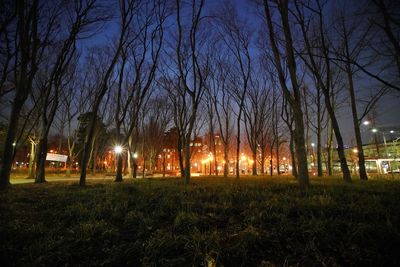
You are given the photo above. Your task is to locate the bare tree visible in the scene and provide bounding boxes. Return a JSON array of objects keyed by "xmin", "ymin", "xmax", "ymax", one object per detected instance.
[
  {"xmin": 208, "ymin": 55, "xmax": 234, "ymax": 178},
  {"xmin": 113, "ymin": 0, "xmax": 166, "ymax": 182},
  {"xmin": 0, "ymin": 0, "xmax": 56, "ymax": 188},
  {"xmin": 294, "ymin": 0, "xmax": 352, "ymax": 182},
  {"xmin": 262, "ymin": 0, "xmax": 310, "ymax": 189},
  {"xmin": 79, "ymin": 0, "xmax": 137, "ymax": 186},
  {"xmin": 34, "ymin": 0, "xmax": 109, "ymax": 184},
  {"xmin": 243, "ymin": 74, "xmax": 271, "ymax": 175},
  {"xmin": 215, "ymin": 2, "xmax": 253, "ymax": 179},
  {"xmin": 167, "ymin": 0, "xmax": 208, "ymax": 184}
]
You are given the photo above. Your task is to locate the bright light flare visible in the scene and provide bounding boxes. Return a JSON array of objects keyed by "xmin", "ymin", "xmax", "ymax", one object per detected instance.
[
  {"xmin": 363, "ymin": 121, "xmax": 370, "ymax": 126},
  {"xmin": 114, "ymin": 145, "xmax": 123, "ymax": 154},
  {"xmin": 372, "ymin": 128, "xmax": 378, "ymax": 133}
]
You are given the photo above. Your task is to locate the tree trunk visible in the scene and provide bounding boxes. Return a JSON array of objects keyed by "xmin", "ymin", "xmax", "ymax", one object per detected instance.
[
  {"xmin": 323, "ymin": 95, "xmax": 352, "ymax": 182},
  {"xmin": 27, "ymin": 142, "xmax": 36, "ymax": 179},
  {"xmin": 317, "ymin": 132, "xmax": 323, "ymax": 176},
  {"xmin": 184, "ymin": 140, "xmax": 191, "ymax": 185},
  {"xmin": 346, "ymin": 65, "xmax": 368, "ymax": 180},
  {"xmin": 276, "ymin": 140, "xmax": 280, "ymax": 175},
  {"xmin": 252, "ymin": 148, "xmax": 257, "ymax": 175},
  {"xmin": 115, "ymin": 154, "xmax": 123, "ymax": 182},
  {"xmin": 261, "ymin": 148, "xmax": 265, "ymax": 175},
  {"xmin": 289, "ymin": 133, "xmax": 298, "ymax": 178},
  {"xmin": 293, "ymin": 108, "xmax": 310, "ymax": 189},
  {"xmin": 177, "ymin": 137, "xmax": 184, "ymax": 177},
  {"xmin": 270, "ymin": 145, "xmax": 273, "ymax": 176},
  {"xmin": 327, "ymin": 124, "xmax": 333, "ymax": 176},
  {"xmin": 66, "ymin": 156, "xmax": 71, "ymax": 177},
  {"xmin": 0, "ymin": 99, "xmax": 25, "ymax": 189},
  {"xmin": 162, "ymin": 153, "xmax": 166, "ymax": 178},
  {"xmin": 132, "ymin": 157, "xmax": 138, "ymax": 179},
  {"xmin": 317, "ymin": 89, "xmax": 323, "ymax": 177},
  {"xmin": 235, "ymin": 130, "xmax": 240, "ymax": 179},
  {"xmin": 223, "ymin": 145, "xmax": 229, "ymax": 178},
  {"xmin": 127, "ymin": 149, "xmax": 131, "ymax": 177},
  {"xmin": 92, "ymin": 147, "xmax": 97, "ymax": 176},
  {"xmin": 35, "ymin": 138, "xmax": 47, "ymax": 183}
]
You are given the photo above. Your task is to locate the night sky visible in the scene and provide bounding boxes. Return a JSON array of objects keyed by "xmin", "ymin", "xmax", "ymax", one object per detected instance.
[{"xmin": 78, "ymin": 0, "xmax": 400, "ymax": 145}]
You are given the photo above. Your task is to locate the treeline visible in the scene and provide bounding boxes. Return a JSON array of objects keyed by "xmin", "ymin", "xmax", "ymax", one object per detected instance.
[{"xmin": 0, "ymin": 0, "xmax": 398, "ymax": 189}]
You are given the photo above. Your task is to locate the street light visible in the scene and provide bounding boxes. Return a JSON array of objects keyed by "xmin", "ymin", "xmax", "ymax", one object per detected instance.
[
  {"xmin": 310, "ymin": 143, "xmax": 315, "ymax": 168},
  {"xmin": 363, "ymin": 121, "xmax": 370, "ymax": 126},
  {"xmin": 114, "ymin": 145, "xmax": 123, "ymax": 154},
  {"xmin": 372, "ymin": 128, "xmax": 378, "ymax": 133}
]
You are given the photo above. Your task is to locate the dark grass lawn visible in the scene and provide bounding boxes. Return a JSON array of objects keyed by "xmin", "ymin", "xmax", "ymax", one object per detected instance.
[{"xmin": 1, "ymin": 176, "xmax": 400, "ymax": 266}]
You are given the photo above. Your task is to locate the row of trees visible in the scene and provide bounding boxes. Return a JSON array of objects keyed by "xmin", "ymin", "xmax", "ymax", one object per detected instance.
[{"xmin": 0, "ymin": 0, "xmax": 398, "ymax": 190}]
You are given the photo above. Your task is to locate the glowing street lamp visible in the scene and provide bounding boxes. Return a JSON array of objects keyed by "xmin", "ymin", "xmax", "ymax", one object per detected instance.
[
  {"xmin": 114, "ymin": 145, "xmax": 123, "ymax": 154},
  {"xmin": 133, "ymin": 152, "xmax": 138, "ymax": 159},
  {"xmin": 371, "ymin": 128, "xmax": 378, "ymax": 133},
  {"xmin": 363, "ymin": 120, "xmax": 370, "ymax": 126}
]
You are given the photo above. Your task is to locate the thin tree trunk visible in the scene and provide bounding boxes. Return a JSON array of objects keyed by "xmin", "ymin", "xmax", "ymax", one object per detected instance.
[
  {"xmin": 235, "ymin": 126, "xmax": 241, "ymax": 179},
  {"xmin": 270, "ymin": 145, "xmax": 273, "ymax": 176},
  {"xmin": 184, "ymin": 140, "xmax": 191, "ymax": 185},
  {"xmin": 27, "ymin": 141, "xmax": 36, "ymax": 179},
  {"xmin": 35, "ymin": 137, "xmax": 47, "ymax": 183},
  {"xmin": 223, "ymin": 145, "xmax": 229, "ymax": 178},
  {"xmin": 345, "ymin": 60, "xmax": 368, "ymax": 180},
  {"xmin": 162, "ymin": 153, "xmax": 166, "ymax": 178},
  {"xmin": 0, "ymin": 100, "xmax": 25, "ymax": 188},
  {"xmin": 276, "ymin": 140, "xmax": 280, "ymax": 175},
  {"xmin": 289, "ymin": 134, "xmax": 298, "ymax": 178},
  {"xmin": 317, "ymin": 89, "xmax": 323, "ymax": 176},
  {"xmin": 115, "ymin": 154, "xmax": 123, "ymax": 181},
  {"xmin": 327, "ymin": 124, "xmax": 334, "ymax": 176},
  {"xmin": 261, "ymin": 148, "xmax": 265, "ymax": 175},
  {"xmin": 252, "ymin": 148, "xmax": 257, "ymax": 175},
  {"xmin": 324, "ymin": 96, "xmax": 352, "ymax": 182}
]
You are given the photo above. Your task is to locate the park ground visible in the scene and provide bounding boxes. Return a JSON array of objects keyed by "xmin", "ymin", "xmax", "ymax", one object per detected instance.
[{"xmin": 1, "ymin": 175, "xmax": 400, "ymax": 266}]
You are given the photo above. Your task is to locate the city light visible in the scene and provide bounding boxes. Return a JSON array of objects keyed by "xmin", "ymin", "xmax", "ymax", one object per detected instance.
[
  {"xmin": 311, "ymin": 143, "xmax": 315, "ymax": 147},
  {"xmin": 390, "ymin": 130, "xmax": 394, "ymax": 134},
  {"xmin": 353, "ymin": 149, "xmax": 358, "ymax": 153},
  {"xmin": 133, "ymin": 153, "xmax": 138, "ymax": 158},
  {"xmin": 363, "ymin": 121, "xmax": 370, "ymax": 126},
  {"xmin": 372, "ymin": 128, "xmax": 378, "ymax": 133},
  {"xmin": 114, "ymin": 145, "xmax": 123, "ymax": 154}
]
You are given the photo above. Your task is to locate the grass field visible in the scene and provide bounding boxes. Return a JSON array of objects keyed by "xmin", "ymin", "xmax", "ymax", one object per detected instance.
[{"xmin": 1, "ymin": 176, "xmax": 400, "ymax": 266}]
